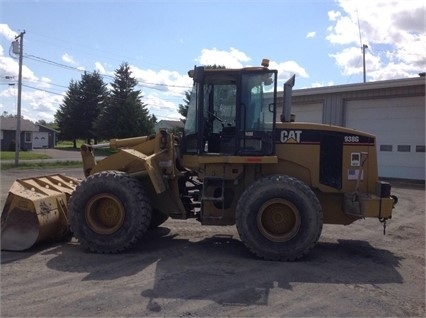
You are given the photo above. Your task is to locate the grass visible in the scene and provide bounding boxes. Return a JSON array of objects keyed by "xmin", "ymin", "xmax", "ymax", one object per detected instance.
[
  {"xmin": 55, "ymin": 140, "xmax": 84, "ymax": 150},
  {"xmin": 55, "ymin": 140, "xmax": 79, "ymax": 148},
  {"xmin": 55, "ymin": 140, "xmax": 115, "ymax": 156},
  {"xmin": 0, "ymin": 151, "xmax": 50, "ymax": 160}
]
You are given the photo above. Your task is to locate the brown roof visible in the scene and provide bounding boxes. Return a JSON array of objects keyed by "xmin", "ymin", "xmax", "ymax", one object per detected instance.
[{"xmin": 0, "ymin": 117, "xmax": 39, "ymax": 132}]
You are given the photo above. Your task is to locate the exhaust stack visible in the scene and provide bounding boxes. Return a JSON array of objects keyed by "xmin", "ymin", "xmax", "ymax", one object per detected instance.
[{"xmin": 280, "ymin": 75, "xmax": 296, "ymax": 122}]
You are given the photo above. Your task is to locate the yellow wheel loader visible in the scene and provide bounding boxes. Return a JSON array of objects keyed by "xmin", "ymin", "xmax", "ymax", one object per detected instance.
[{"xmin": 1, "ymin": 60, "xmax": 397, "ymax": 261}]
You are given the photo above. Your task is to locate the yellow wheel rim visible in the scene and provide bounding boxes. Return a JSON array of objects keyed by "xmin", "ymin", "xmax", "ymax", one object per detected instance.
[
  {"xmin": 85, "ymin": 193, "xmax": 125, "ymax": 235},
  {"xmin": 257, "ymin": 198, "xmax": 301, "ymax": 242}
]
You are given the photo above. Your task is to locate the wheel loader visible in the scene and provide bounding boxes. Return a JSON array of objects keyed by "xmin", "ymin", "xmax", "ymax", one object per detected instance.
[{"xmin": 1, "ymin": 59, "xmax": 398, "ymax": 261}]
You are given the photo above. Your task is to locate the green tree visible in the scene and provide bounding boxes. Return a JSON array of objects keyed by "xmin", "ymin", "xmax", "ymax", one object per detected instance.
[
  {"xmin": 55, "ymin": 72, "xmax": 107, "ymax": 147},
  {"xmin": 1, "ymin": 111, "xmax": 15, "ymax": 118},
  {"xmin": 55, "ymin": 80, "xmax": 80, "ymax": 147},
  {"xmin": 178, "ymin": 90, "xmax": 191, "ymax": 123},
  {"xmin": 94, "ymin": 62, "xmax": 154, "ymax": 139},
  {"xmin": 78, "ymin": 71, "xmax": 108, "ymax": 143},
  {"xmin": 150, "ymin": 114, "xmax": 158, "ymax": 127}
]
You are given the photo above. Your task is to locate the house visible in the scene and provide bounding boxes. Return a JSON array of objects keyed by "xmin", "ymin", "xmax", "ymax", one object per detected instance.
[
  {"xmin": 34, "ymin": 124, "xmax": 58, "ymax": 149},
  {"xmin": 0, "ymin": 117, "xmax": 58, "ymax": 151},
  {"xmin": 154, "ymin": 120, "xmax": 184, "ymax": 133}
]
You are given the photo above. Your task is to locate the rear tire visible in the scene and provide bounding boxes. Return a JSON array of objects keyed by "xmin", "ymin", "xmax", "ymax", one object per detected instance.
[
  {"xmin": 68, "ymin": 171, "xmax": 152, "ymax": 253},
  {"xmin": 236, "ymin": 175, "xmax": 323, "ymax": 261}
]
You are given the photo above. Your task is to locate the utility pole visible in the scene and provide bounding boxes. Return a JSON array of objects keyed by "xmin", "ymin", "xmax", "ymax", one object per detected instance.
[
  {"xmin": 362, "ymin": 44, "xmax": 368, "ymax": 83},
  {"xmin": 13, "ymin": 30, "xmax": 25, "ymax": 166}
]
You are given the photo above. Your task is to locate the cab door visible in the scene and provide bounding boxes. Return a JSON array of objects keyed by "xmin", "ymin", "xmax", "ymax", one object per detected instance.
[{"xmin": 237, "ymin": 70, "xmax": 278, "ymax": 156}]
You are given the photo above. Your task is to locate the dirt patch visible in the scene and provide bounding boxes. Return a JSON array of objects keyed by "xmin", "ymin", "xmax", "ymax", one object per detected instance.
[{"xmin": 1, "ymin": 168, "xmax": 424, "ymax": 317}]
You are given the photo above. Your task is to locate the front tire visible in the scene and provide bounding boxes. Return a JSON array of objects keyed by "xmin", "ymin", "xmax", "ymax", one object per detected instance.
[
  {"xmin": 149, "ymin": 209, "xmax": 169, "ymax": 229},
  {"xmin": 68, "ymin": 171, "xmax": 152, "ymax": 253},
  {"xmin": 236, "ymin": 175, "xmax": 323, "ymax": 261}
]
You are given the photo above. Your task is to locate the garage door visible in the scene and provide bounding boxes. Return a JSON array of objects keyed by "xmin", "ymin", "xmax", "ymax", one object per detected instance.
[
  {"xmin": 32, "ymin": 132, "xmax": 49, "ymax": 148},
  {"xmin": 345, "ymin": 96, "xmax": 425, "ymax": 180},
  {"xmin": 292, "ymin": 102, "xmax": 323, "ymax": 123}
]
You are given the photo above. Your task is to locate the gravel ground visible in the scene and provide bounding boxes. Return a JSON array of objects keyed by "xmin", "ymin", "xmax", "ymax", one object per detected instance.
[{"xmin": 1, "ymin": 168, "xmax": 424, "ymax": 317}]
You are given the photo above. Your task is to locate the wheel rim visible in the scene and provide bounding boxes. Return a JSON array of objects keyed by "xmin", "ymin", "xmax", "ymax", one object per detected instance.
[
  {"xmin": 85, "ymin": 193, "xmax": 125, "ymax": 235},
  {"xmin": 257, "ymin": 198, "xmax": 301, "ymax": 242}
]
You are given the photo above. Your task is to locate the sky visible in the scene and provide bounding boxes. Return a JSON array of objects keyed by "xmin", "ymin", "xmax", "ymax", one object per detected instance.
[{"xmin": 0, "ymin": 0, "xmax": 425, "ymax": 123}]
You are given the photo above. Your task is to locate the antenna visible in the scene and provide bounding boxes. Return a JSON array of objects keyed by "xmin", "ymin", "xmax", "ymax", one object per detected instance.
[
  {"xmin": 356, "ymin": 8, "xmax": 368, "ymax": 83},
  {"xmin": 356, "ymin": 8, "xmax": 362, "ymax": 48}
]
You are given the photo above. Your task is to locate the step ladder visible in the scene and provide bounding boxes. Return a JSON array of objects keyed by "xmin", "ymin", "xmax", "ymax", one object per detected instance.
[{"xmin": 201, "ymin": 176, "xmax": 226, "ymax": 220}]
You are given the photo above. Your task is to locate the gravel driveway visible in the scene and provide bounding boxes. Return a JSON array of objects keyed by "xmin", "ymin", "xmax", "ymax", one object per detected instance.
[{"xmin": 1, "ymin": 168, "xmax": 424, "ymax": 317}]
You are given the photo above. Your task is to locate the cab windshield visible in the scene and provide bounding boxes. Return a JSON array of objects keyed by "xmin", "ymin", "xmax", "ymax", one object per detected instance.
[{"xmin": 183, "ymin": 68, "xmax": 277, "ymax": 155}]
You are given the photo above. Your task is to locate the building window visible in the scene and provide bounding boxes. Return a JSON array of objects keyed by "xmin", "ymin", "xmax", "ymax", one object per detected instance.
[
  {"xmin": 25, "ymin": 132, "xmax": 32, "ymax": 143},
  {"xmin": 0, "ymin": 130, "xmax": 3, "ymax": 140},
  {"xmin": 397, "ymin": 145, "xmax": 411, "ymax": 152},
  {"xmin": 380, "ymin": 145, "xmax": 393, "ymax": 152},
  {"xmin": 416, "ymin": 145, "xmax": 425, "ymax": 153}
]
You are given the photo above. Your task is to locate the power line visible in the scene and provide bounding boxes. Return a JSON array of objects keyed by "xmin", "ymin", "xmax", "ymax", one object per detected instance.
[
  {"xmin": 22, "ymin": 83, "xmax": 65, "ymax": 96},
  {"xmin": 28, "ymin": 31, "xmax": 168, "ymax": 70},
  {"xmin": 25, "ymin": 53, "xmax": 191, "ymax": 90},
  {"xmin": 25, "ymin": 54, "xmax": 83, "ymax": 72}
]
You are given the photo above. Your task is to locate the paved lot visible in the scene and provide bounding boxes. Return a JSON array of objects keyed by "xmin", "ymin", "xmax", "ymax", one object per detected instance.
[{"xmin": 1, "ymin": 168, "xmax": 425, "ymax": 317}]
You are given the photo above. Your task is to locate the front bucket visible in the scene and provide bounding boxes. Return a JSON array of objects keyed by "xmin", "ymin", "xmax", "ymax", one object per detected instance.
[{"xmin": 1, "ymin": 174, "xmax": 80, "ymax": 251}]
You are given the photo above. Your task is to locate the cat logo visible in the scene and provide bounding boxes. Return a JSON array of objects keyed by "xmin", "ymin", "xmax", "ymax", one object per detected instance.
[{"xmin": 280, "ymin": 130, "xmax": 302, "ymax": 143}]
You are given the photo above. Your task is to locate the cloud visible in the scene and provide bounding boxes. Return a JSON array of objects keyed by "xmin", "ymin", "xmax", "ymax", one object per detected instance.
[
  {"xmin": 306, "ymin": 31, "xmax": 316, "ymax": 38},
  {"xmin": 0, "ymin": 55, "xmax": 19, "ymax": 78},
  {"xmin": 0, "ymin": 24, "xmax": 17, "ymax": 41},
  {"xmin": 38, "ymin": 77, "xmax": 52, "ymax": 89},
  {"xmin": 328, "ymin": 10, "xmax": 341, "ymax": 21},
  {"xmin": 0, "ymin": 85, "xmax": 17, "ymax": 98},
  {"xmin": 128, "ymin": 65, "xmax": 193, "ymax": 119},
  {"xmin": 0, "ymin": 51, "xmax": 38, "ymax": 83},
  {"xmin": 194, "ymin": 48, "xmax": 309, "ymax": 84},
  {"xmin": 144, "ymin": 93, "xmax": 181, "ymax": 120},
  {"xmin": 94, "ymin": 61, "xmax": 106, "ymax": 74},
  {"xmin": 196, "ymin": 47, "xmax": 251, "ymax": 68},
  {"xmin": 329, "ymin": 46, "xmax": 381, "ymax": 76},
  {"xmin": 62, "ymin": 53, "xmax": 77, "ymax": 65},
  {"xmin": 22, "ymin": 65, "xmax": 39, "ymax": 82},
  {"xmin": 326, "ymin": 15, "xmax": 359, "ymax": 45},
  {"xmin": 130, "ymin": 66, "xmax": 192, "ymax": 96},
  {"xmin": 326, "ymin": 0, "xmax": 425, "ymax": 80},
  {"xmin": 0, "ymin": 25, "xmax": 62, "ymax": 122},
  {"xmin": 269, "ymin": 60, "xmax": 309, "ymax": 80},
  {"xmin": 6, "ymin": 85, "xmax": 64, "ymax": 122}
]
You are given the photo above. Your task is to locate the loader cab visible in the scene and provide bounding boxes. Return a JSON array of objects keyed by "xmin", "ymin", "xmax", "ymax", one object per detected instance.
[{"xmin": 182, "ymin": 66, "xmax": 278, "ymax": 156}]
